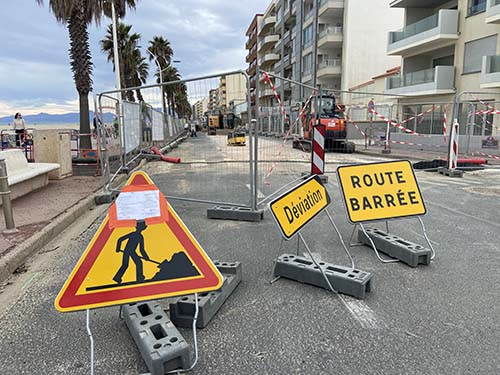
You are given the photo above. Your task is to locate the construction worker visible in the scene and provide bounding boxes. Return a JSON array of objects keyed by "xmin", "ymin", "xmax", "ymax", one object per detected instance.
[{"xmin": 113, "ymin": 221, "xmax": 150, "ymax": 284}]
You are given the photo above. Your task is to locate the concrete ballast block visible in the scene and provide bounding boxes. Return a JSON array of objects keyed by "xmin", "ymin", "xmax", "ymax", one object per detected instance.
[
  {"xmin": 273, "ymin": 254, "xmax": 372, "ymax": 299},
  {"xmin": 357, "ymin": 228, "xmax": 431, "ymax": 267},
  {"xmin": 123, "ymin": 301, "xmax": 190, "ymax": 374},
  {"xmin": 207, "ymin": 205, "xmax": 264, "ymax": 222},
  {"xmin": 169, "ymin": 261, "xmax": 242, "ymax": 328}
]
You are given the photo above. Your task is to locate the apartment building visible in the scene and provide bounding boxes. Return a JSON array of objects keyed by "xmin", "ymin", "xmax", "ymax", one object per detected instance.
[
  {"xmin": 246, "ymin": 14, "xmax": 263, "ymax": 113},
  {"xmin": 193, "ymin": 97, "xmax": 209, "ymax": 122},
  {"xmin": 385, "ymin": 0, "xmax": 500, "ymax": 136},
  {"xmin": 247, "ymin": 0, "xmax": 403, "ymax": 109},
  {"xmin": 218, "ymin": 74, "xmax": 247, "ymax": 114},
  {"xmin": 208, "ymin": 88, "xmax": 219, "ymax": 113}
]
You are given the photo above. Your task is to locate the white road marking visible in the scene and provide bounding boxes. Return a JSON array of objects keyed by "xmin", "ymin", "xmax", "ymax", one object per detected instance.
[
  {"xmin": 246, "ymin": 184, "xmax": 265, "ymax": 198},
  {"xmin": 409, "ymin": 229, "xmax": 440, "ymax": 246},
  {"xmin": 339, "ymin": 295, "xmax": 386, "ymax": 330},
  {"xmin": 419, "ymin": 180, "xmax": 447, "ymax": 187}
]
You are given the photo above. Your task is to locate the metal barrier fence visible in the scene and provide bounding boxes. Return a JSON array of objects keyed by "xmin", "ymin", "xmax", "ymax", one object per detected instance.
[
  {"xmin": 96, "ymin": 87, "xmax": 187, "ymax": 188},
  {"xmin": 97, "ymin": 70, "xmax": 256, "ymax": 208},
  {"xmin": 255, "ymin": 72, "xmax": 317, "ymax": 207}
]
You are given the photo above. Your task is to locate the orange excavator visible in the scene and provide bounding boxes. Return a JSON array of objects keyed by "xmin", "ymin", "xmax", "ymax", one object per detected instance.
[{"xmin": 293, "ymin": 94, "xmax": 355, "ymax": 153}]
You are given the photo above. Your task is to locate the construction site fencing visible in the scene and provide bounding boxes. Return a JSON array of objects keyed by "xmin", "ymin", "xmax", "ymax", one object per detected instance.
[
  {"xmin": 96, "ymin": 88, "xmax": 187, "ymax": 189},
  {"xmin": 452, "ymin": 91, "xmax": 500, "ymax": 163},
  {"xmin": 97, "ymin": 70, "xmax": 255, "ymax": 208},
  {"xmin": 254, "ymin": 72, "xmax": 317, "ymax": 207}
]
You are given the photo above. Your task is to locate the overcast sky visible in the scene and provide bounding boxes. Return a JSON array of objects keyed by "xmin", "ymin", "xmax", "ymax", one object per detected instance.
[{"xmin": 0, "ymin": 0, "xmax": 268, "ymax": 117}]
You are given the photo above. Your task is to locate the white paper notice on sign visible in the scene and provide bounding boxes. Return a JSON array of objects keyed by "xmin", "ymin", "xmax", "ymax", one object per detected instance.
[{"xmin": 115, "ymin": 190, "xmax": 160, "ymax": 221}]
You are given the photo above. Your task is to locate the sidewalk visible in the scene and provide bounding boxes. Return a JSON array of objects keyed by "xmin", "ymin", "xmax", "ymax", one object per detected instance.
[{"xmin": 0, "ymin": 175, "xmax": 103, "ymax": 281}]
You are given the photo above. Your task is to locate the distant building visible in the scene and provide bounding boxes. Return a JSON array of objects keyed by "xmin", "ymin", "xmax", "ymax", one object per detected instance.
[
  {"xmin": 193, "ymin": 97, "xmax": 209, "ymax": 123},
  {"xmin": 246, "ymin": 0, "xmax": 403, "ymax": 107},
  {"xmin": 218, "ymin": 74, "xmax": 247, "ymax": 114},
  {"xmin": 246, "ymin": 13, "xmax": 263, "ymax": 117},
  {"xmin": 208, "ymin": 88, "xmax": 219, "ymax": 113}
]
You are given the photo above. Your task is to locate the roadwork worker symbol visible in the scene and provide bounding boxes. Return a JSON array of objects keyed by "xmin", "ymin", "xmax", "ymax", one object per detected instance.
[{"xmin": 113, "ymin": 221, "xmax": 149, "ymax": 284}]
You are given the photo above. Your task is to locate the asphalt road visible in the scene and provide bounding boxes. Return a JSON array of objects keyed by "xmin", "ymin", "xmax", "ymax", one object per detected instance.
[{"xmin": 1, "ymin": 133, "xmax": 500, "ymax": 374}]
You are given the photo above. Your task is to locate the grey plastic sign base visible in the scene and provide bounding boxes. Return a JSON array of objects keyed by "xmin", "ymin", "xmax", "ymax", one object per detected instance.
[
  {"xmin": 358, "ymin": 227, "xmax": 431, "ymax": 267},
  {"xmin": 123, "ymin": 301, "xmax": 190, "ymax": 375},
  {"xmin": 273, "ymin": 254, "xmax": 372, "ymax": 299},
  {"xmin": 170, "ymin": 261, "xmax": 242, "ymax": 329},
  {"xmin": 207, "ymin": 205, "xmax": 264, "ymax": 222},
  {"xmin": 437, "ymin": 167, "xmax": 464, "ymax": 178}
]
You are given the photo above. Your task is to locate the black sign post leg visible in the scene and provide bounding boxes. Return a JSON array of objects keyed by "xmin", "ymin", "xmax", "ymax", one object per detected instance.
[
  {"xmin": 359, "ymin": 223, "xmax": 399, "ymax": 264},
  {"xmin": 417, "ymin": 216, "xmax": 436, "ymax": 260}
]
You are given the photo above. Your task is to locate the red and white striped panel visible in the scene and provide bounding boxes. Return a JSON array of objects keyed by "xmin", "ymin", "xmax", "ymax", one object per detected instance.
[
  {"xmin": 443, "ymin": 105, "xmax": 447, "ymax": 144},
  {"xmin": 448, "ymin": 120, "xmax": 459, "ymax": 170},
  {"xmin": 311, "ymin": 124, "xmax": 325, "ymax": 175}
]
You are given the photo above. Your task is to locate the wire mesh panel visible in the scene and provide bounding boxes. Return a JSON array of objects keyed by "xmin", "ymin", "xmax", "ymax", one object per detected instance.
[
  {"xmin": 454, "ymin": 92, "xmax": 500, "ymax": 162},
  {"xmin": 98, "ymin": 70, "xmax": 254, "ymax": 206},
  {"xmin": 255, "ymin": 72, "xmax": 316, "ymax": 207}
]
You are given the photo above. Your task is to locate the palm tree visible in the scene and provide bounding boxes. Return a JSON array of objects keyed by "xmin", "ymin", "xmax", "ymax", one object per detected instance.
[
  {"xmin": 160, "ymin": 65, "xmax": 181, "ymax": 115},
  {"xmin": 147, "ymin": 36, "xmax": 173, "ymax": 69},
  {"xmin": 100, "ymin": 22, "xmax": 147, "ymax": 102},
  {"xmin": 36, "ymin": 0, "xmax": 137, "ymax": 149},
  {"xmin": 148, "ymin": 36, "xmax": 173, "ymax": 115}
]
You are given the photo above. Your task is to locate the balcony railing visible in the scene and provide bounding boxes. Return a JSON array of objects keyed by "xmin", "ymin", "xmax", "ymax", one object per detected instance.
[
  {"xmin": 490, "ymin": 55, "xmax": 500, "ymax": 72},
  {"xmin": 390, "ymin": 13, "xmax": 438, "ymax": 43},
  {"xmin": 319, "ymin": 26, "xmax": 343, "ymax": 37},
  {"xmin": 304, "ymin": 9, "xmax": 314, "ymax": 21},
  {"xmin": 387, "ymin": 68, "xmax": 435, "ymax": 89},
  {"xmin": 481, "ymin": 55, "xmax": 500, "ymax": 88},
  {"xmin": 319, "ymin": 59, "xmax": 342, "ymax": 68}
]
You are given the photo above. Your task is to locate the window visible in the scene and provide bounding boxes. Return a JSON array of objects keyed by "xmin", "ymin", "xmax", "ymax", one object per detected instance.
[
  {"xmin": 463, "ymin": 35, "xmax": 497, "ymax": 74},
  {"xmin": 303, "ymin": 53, "xmax": 312, "ymax": 74},
  {"xmin": 432, "ymin": 55, "xmax": 454, "ymax": 68},
  {"xmin": 468, "ymin": 0, "xmax": 486, "ymax": 16},
  {"xmin": 303, "ymin": 25, "xmax": 313, "ymax": 48},
  {"xmin": 402, "ymin": 105, "xmax": 444, "ymax": 135},
  {"xmin": 457, "ymin": 103, "xmax": 494, "ymax": 136}
]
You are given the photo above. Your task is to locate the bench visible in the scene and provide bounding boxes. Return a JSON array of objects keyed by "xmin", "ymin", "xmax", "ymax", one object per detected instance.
[{"xmin": 0, "ymin": 149, "xmax": 60, "ymax": 200}]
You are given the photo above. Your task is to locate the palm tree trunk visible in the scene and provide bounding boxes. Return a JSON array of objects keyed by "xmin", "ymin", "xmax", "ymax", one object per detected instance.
[
  {"xmin": 67, "ymin": 2, "xmax": 92, "ymax": 149},
  {"xmin": 79, "ymin": 94, "xmax": 91, "ymax": 148}
]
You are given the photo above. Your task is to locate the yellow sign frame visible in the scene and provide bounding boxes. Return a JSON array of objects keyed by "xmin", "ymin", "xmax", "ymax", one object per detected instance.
[
  {"xmin": 269, "ymin": 175, "xmax": 331, "ymax": 240},
  {"xmin": 336, "ymin": 160, "xmax": 426, "ymax": 224}
]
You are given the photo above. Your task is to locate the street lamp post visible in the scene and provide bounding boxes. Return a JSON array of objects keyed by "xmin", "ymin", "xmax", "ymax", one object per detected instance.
[{"xmin": 145, "ymin": 49, "xmax": 167, "ymax": 119}]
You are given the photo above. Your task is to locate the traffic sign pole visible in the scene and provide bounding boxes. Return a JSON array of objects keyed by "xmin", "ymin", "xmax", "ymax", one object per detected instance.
[{"xmin": 86, "ymin": 309, "xmax": 94, "ymax": 375}]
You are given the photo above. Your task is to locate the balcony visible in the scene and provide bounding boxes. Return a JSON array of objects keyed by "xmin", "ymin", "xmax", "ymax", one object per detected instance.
[
  {"xmin": 258, "ymin": 16, "xmax": 276, "ymax": 36},
  {"xmin": 385, "ymin": 65, "xmax": 455, "ymax": 96},
  {"xmin": 318, "ymin": 26, "xmax": 343, "ymax": 48},
  {"xmin": 283, "ymin": 30, "xmax": 291, "ymax": 46},
  {"xmin": 390, "ymin": 0, "xmax": 452, "ymax": 7},
  {"xmin": 480, "ymin": 55, "xmax": 500, "ymax": 88},
  {"xmin": 318, "ymin": 0, "xmax": 344, "ymax": 18},
  {"xmin": 246, "ymin": 46, "xmax": 257, "ymax": 63},
  {"xmin": 387, "ymin": 9, "xmax": 459, "ymax": 56},
  {"xmin": 486, "ymin": 0, "xmax": 500, "ymax": 23},
  {"xmin": 259, "ymin": 53, "xmax": 280, "ymax": 69},
  {"xmin": 258, "ymin": 34, "xmax": 280, "ymax": 53},
  {"xmin": 260, "ymin": 88, "xmax": 275, "ymax": 98},
  {"xmin": 317, "ymin": 59, "xmax": 342, "ymax": 78},
  {"xmin": 283, "ymin": 54, "xmax": 291, "ymax": 68}
]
